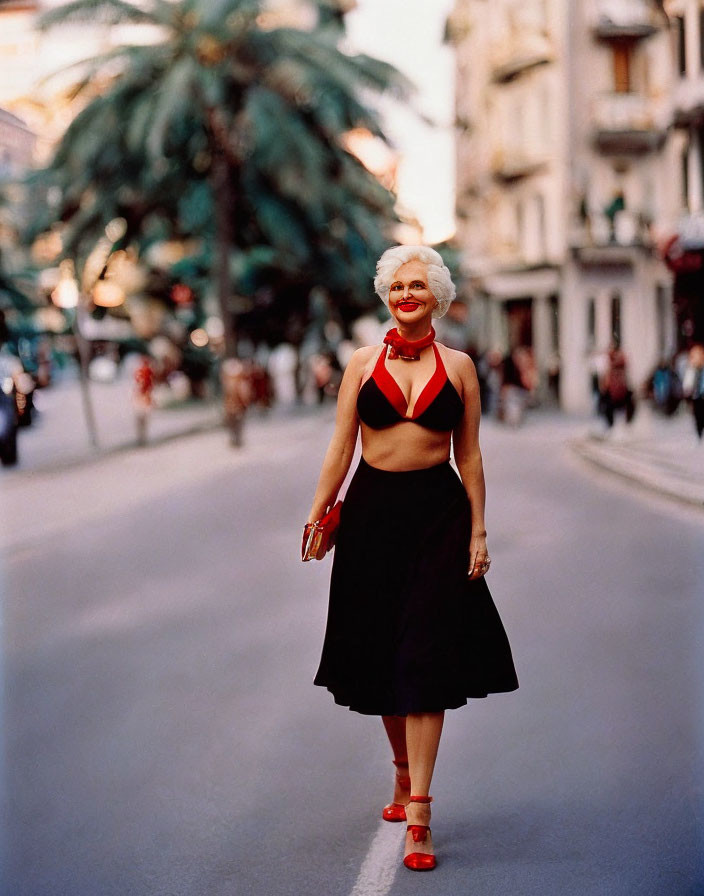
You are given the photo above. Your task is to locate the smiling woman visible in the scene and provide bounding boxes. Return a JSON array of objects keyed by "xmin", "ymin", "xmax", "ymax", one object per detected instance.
[{"xmin": 304, "ymin": 245, "xmax": 518, "ymax": 873}]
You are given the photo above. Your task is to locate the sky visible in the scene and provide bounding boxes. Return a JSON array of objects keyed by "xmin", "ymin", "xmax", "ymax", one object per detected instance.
[{"xmin": 344, "ymin": 0, "xmax": 457, "ymax": 245}]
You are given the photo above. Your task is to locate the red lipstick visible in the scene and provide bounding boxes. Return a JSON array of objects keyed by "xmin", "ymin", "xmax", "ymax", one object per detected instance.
[{"xmin": 398, "ymin": 302, "xmax": 419, "ymax": 312}]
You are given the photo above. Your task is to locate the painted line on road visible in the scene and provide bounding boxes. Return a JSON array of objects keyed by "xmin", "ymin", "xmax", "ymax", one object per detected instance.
[{"xmin": 349, "ymin": 820, "xmax": 404, "ymax": 896}]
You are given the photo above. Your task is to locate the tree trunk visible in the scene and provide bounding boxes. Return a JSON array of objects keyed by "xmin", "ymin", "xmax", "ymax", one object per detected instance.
[
  {"xmin": 212, "ymin": 150, "xmax": 237, "ymax": 360},
  {"xmin": 212, "ymin": 149, "xmax": 245, "ymax": 447},
  {"xmin": 74, "ymin": 307, "xmax": 100, "ymax": 449}
]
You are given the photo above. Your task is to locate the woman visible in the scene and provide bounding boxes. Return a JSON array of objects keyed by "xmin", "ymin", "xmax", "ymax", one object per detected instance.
[{"xmin": 305, "ymin": 245, "xmax": 518, "ymax": 872}]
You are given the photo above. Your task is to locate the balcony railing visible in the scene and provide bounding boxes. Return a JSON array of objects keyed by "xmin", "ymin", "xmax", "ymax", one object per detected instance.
[
  {"xmin": 672, "ymin": 76, "xmax": 704, "ymax": 126},
  {"xmin": 490, "ymin": 147, "xmax": 548, "ymax": 181},
  {"xmin": 570, "ymin": 210, "xmax": 652, "ymax": 250},
  {"xmin": 592, "ymin": 0, "xmax": 660, "ymax": 40},
  {"xmin": 490, "ymin": 30, "xmax": 554, "ymax": 83},
  {"xmin": 592, "ymin": 92, "xmax": 667, "ymax": 154}
]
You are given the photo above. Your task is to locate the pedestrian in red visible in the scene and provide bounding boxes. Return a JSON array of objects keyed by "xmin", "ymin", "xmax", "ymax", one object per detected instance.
[
  {"xmin": 599, "ymin": 343, "xmax": 636, "ymax": 428},
  {"xmin": 133, "ymin": 355, "xmax": 154, "ymax": 446}
]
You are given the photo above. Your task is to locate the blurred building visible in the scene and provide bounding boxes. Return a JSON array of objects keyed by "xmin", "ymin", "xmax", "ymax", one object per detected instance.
[
  {"xmin": 663, "ymin": 0, "xmax": 704, "ymax": 346},
  {"xmin": 0, "ymin": 107, "xmax": 34, "ymax": 180},
  {"xmin": 449, "ymin": 0, "xmax": 676, "ymax": 413},
  {"xmin": 0, "ymin": 106, "xmax": 36, "ymax": 294}
]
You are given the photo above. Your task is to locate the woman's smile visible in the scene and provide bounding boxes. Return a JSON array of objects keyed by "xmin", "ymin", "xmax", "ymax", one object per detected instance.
[{"xmin": 388, "ymin": 260, "xmax": 438, "ymax": 325}]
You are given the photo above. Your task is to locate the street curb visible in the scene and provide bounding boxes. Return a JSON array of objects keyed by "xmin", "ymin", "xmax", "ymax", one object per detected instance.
[
  {"xmin": 571, "ymin": 437, "xmax": 704, "ymax": 512},
  {"xmin": 11, "ymin": 417, "xmax": 224, "ymax": 476}
]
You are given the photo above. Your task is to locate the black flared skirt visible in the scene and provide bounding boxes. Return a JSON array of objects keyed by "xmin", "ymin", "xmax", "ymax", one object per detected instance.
[{"xmin": 314, "ymin": 458, "xmax": 519, "ymax": 715}]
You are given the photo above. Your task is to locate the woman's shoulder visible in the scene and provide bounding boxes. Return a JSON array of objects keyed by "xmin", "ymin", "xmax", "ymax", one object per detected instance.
[
  {"xmin": 347, "ymin": 344, "xmax": 381, "ymax": 368},
  {"xmin": 342, "ymin": 344, "xmax": 382, "ymax": 382}
]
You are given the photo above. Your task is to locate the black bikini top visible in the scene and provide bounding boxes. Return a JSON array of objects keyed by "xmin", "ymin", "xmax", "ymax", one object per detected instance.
[{"xmin": 356, "ymin": 344, "xmax": 464, "ymax": 432}]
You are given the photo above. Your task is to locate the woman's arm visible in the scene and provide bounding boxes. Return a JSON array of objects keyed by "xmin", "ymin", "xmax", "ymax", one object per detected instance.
[
  {"xmin": 306, "ymin": 348, "xmax": 370, "ymax": 523},
  {"xmin": 451, "ymin": 353, "xmax": 489, "ymax": 580}
]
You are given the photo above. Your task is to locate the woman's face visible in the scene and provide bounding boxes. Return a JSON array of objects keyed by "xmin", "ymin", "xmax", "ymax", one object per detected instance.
[{"xmin": 388, "ymin": 260, "xmax": 438, "ymax": 326}]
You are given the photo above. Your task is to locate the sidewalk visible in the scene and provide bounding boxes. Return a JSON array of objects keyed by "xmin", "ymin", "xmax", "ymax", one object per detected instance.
[
  {"xmin": 571, "ymin": 405, "xmax": 704, "ymax": 511},
  {"xmin": 4, "ymin": 371, "xmax": 224, "ymax": 475}
]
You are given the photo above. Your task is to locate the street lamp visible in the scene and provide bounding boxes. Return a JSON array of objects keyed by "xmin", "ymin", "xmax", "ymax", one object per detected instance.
[{"xmin": 50, "ymin": 260, "xmax": 79, "ymax": 309}]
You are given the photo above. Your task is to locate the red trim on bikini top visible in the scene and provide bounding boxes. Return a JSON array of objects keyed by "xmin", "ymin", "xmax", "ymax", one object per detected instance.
[{"xmin": 371, "ymin": 343, "xmax": 448, "ymax": 420}]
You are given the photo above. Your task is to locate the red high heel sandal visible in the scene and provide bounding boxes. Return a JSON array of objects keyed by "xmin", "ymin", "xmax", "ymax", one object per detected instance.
[
  {"xmin": 403, "ymin": 795, "xmax": 436, "ymax": 871},
  {"xmin": 382, "ymin": 759, "xmax": 410, "ymax": 822}
]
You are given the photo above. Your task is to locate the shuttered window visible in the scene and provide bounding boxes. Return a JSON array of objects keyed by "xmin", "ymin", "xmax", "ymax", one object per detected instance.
[{"xmin": 612, "ymin": 44, "xmax": 632, "ymax": 93}]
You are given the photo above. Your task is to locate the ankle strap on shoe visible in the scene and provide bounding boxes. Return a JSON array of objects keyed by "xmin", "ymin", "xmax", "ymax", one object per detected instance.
[
  {"xmin": 409, "ymin": 795, "xmax": 432, "ymax": 803},
  {"xmin": 393, "ymin": 759, "xmax": 409, "ymax": 768}
]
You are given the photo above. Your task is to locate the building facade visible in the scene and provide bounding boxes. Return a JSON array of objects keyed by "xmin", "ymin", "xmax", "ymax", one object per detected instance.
[
  {"xmin": 450, "ymin": 0, "xmax": 677, "ymax": 413},
  {"xmin": 664, "ymin": 0, "xmax": 704, "ymax": 345}
]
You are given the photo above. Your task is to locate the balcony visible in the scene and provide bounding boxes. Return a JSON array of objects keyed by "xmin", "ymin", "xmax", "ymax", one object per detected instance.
[
  {"xmin": 490, "ymin": 30, "xmax": 554, "ymax": 83},
  {"xmin": 570, "ymin": 209, "xmax": 653, "ymax": 265},
  {"xmin": 672, "ymin": 77, "xmax": 704, "ymax": 127},
  {"xmin": 592, "ymin": 0, "xmax": 661, "ymax": 40},
  {"xmin": 592, "ymin": 92, "xmax": 667, "ymax": 154},
  {"xmin": 490, "ymin": 147, "xmax": 548, "ymax": 181}
]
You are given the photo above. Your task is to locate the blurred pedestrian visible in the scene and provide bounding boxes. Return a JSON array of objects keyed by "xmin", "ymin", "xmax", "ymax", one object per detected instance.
[
  {"xmin": 498, "ymin": 349, "xmax": 529, "ymax": 426},
  {"xmin": 682, "ymin": 343, "xmax": 704, "ymax": 440},
  {"xmin": 132, "ymin": 354, "xmax": 154, "ymax": 446},
  {"xmin": 220, "ymin": 358, "xmax": 253, "ymax": 447},
  {"xmin": 0, "ymin": 347, "xmax": 21, "ymax": 466},
  {"xmin": 599, "ymin": 344, "xmax": 635, "ymax": 428},
  {"xmin": 304, "ymin": 245, "xmax": 517, "ymax": 873},
  {"xmin": 648, "ymin": 357, "xmax": 681, "ymax": 417},
  {"xmin": 310, "ymin": 351, "xmax": 334, "ymax": 403},
  {"xmin": 249, "ymin": 362, "xmax": 274, "ymax": 409}
]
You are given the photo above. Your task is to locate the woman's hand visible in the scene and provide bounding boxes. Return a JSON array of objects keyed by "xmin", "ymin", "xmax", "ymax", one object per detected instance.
[{"xmin": 468, "ymin": 531, "xmax": 491, "ymax": 580}]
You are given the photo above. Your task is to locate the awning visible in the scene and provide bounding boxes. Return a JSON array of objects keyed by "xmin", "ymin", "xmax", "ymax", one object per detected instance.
[{"xmin": 659, "ymin": 213, "xmax": 704, "ymax": 273}]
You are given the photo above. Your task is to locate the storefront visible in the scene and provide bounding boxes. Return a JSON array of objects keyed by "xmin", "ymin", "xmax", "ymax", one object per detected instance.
[{"xmin": 661, "ymin": 213, "xmax": 704, "ymax": 348}]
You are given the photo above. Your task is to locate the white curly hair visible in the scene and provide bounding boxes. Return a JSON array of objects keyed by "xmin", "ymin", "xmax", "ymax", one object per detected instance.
[{"xmin": 373, "ymin": 245, "xmax": 456, "ymax": 319}]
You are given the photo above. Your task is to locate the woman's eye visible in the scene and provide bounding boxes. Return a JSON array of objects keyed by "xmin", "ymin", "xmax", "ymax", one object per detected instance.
[{"xmin": 390, "ymin": 283, "xmax": 402, "ymax": 290}]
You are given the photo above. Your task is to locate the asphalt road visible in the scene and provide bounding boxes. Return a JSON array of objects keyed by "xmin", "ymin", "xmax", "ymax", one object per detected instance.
[{"xmin": 2, "ymin": 409, "xmax": 703, "ymax": 896}]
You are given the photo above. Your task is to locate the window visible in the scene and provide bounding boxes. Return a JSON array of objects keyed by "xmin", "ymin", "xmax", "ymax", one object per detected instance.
[
  {"xmin": 536, "ymin": 194, "xmax": 547, "ymax": 259},
  {"xmin": 611, "ymin": 293, "xmax": 622, "ymax": 346},
  {"xmin": 612, "ymin": 44, "xmax": 632, "ymax": 93},
  {"xmin": 549, "ymin": 294, "xmax": 559, "ymax": 353},
  {"xmin": 676, "ymin": 15, "xmax": 686, "ymax": 77},
  {"xmin": 682, "ymin": 144, "xmax": 690, "ymax": 210},
  {"xmin": 516, "ymin": 200, "xmax": 525, "ymax": 255},
  {"xmin": 587, "ymin": 298, "xmax": 596, "ymax": 350},
  {"xmin": 655, "ymin": 284, "xmax": 668, "ymax": 355}
]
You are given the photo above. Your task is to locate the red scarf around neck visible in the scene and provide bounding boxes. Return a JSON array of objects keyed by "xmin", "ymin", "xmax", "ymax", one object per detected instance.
[{"xmin": 383, "ymin": 326, "xmax": 436, "ymax": 361}]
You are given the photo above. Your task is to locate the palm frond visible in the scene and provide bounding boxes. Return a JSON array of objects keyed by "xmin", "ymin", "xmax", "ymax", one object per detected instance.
[
  {"xmin": 146, "ymin": 56, "xmax": 200, "ymax": 160},
  {"xmin": 37, "ymin": 42, "xmax": 170, "ymax": 93},
  {"xmin": 193, "ymin": 0, "xmax": 260, "ymax": 30},
  {"xmin": 38, "ymin": 0, "xmax": 167, "ymax": 30}
]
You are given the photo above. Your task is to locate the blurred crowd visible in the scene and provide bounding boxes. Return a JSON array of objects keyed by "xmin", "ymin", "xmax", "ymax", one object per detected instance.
[
  {"xmin": 2, "ymin": 305, "xmax": 704, "ymax": 468},
  {"xmin": 586, "ymin": 341, "xmax": 704, "ymax": 440}
]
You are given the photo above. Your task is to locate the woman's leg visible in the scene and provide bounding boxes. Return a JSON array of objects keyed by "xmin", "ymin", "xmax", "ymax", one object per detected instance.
[
  {"xmin": 403, "ymin": 711, "xmax": 444, "ymax": 864},
  {"xmin": 381, "ymin": 715, "xmax": 410, "ymax": 813},
  {"xmin": 406, "ymin": 711, "xmax": 444, "ymax": 796},
  {"xmin": 382, "ymin": 715, "xmax": 408, "ymax": 763}
]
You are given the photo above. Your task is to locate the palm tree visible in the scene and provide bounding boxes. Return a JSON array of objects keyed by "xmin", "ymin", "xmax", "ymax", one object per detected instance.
[{"xmin": 34, "ymin": 0, "xmax": 409, "ymax": 366}]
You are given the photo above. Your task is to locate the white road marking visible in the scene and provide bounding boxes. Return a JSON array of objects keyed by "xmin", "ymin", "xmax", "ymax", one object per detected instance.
[{"xmin": 349, "ymin": 820, "xmax": 405, "ymax": 896}]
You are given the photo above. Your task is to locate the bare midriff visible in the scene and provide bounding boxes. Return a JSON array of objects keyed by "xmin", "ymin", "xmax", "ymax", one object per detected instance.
[{"xmin": 360, "ymin": 421, "xmax": 451, "ymax": 472}]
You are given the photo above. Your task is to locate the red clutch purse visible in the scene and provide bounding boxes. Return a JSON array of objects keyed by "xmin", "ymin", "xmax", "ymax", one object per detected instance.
[{"xmin": 301, "ymin": 501, "xmax": 343, "ymax": 561}]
